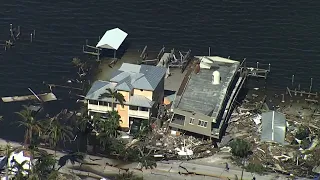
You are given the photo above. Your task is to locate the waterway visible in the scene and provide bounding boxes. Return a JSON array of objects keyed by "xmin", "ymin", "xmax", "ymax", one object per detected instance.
[{"xmin": 0, "ymin": 1, "xmax": 320, "ymax": 141}]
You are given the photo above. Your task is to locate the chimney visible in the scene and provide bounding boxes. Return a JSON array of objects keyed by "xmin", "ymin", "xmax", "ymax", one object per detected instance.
[{"xmin": 212, "ymin": 71, "xmax": 220, "ymax": 85}]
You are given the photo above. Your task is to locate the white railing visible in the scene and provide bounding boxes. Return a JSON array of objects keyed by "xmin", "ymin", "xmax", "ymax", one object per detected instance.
[
  {"xmin": 88, "ymin": 104, "xmax": 115, "ymax": 112},
  {"xmin": 128, "ymin": 110, "xmax": 149, "ymax": 119}
]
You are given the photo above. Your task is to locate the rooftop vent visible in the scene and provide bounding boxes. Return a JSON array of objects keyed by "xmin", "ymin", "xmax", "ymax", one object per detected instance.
[{"xmin": 212, "ymin": 71, "xmax": 220, "ymax": 85}]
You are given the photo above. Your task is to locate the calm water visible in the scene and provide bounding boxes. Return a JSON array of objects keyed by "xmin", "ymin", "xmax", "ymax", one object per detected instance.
[{"xmin": 0, "ymin": 1, "xmax": 320, "ymax": 140}]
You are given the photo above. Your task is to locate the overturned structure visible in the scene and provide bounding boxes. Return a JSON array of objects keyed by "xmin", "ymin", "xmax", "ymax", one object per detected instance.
[{"xmin": 169, "ymin": 56, "xmax": 247, "ymax": 140}]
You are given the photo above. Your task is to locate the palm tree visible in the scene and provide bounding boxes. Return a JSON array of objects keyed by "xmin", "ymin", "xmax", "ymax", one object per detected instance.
[
  {"xmin": 136, "ymin": 147, "xmax": 157, "ymax": 170},
  {"xmin": 15, "ymin": 105, "xmax": 42, "ymax": 146},
  {"xmin": 99, "ymin": 88, "xmax": 125, "ymax": 111},
  {"xmin": 43, "ymin": 117, "xmax": 73, "ymax": 156},
  {"xmin": 96, "ymin": 111, "xmax": 122, "ymax": 151}
]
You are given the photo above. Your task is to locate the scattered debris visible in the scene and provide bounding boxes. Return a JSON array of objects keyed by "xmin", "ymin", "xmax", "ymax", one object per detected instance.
[{"xmin": 224, "ymin": 89, "xmax": 320, "ymax": 178}]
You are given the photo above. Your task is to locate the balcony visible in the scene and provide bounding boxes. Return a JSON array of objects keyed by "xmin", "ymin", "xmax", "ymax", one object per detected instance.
[
  {"xmin": 88, "ymin": 104, "xmax": 115, "ymax": 112},
  {"xmin": 128, "ymin": 109, "xmax": 149, "ymax": 119}
]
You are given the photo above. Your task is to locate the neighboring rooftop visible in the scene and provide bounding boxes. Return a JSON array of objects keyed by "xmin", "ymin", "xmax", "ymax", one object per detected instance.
[
  {"xmin": 110, "ymin": 63, "xmax": 167, "ymax": 91},
  {"xmin": 96, "ymin": 28, "xmax": 128, "ymax": 50},
  {"xmin": 173, "ymin": 56, "xmax": 240, "ymax": 121}
]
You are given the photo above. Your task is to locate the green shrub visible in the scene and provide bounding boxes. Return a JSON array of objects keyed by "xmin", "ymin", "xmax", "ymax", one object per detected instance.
[{"xmin": 246, "ymin": 163, "xmax": 266, "ymax": 174}]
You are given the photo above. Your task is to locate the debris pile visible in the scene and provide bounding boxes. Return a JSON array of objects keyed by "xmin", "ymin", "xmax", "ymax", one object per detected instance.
[
  {"xmin": 226, "ymin": 91, "xmax": 320, "ymax": 177},
  {"xmin": 145, "ymin": 128, "xmax": 217, "ymax": 159}
]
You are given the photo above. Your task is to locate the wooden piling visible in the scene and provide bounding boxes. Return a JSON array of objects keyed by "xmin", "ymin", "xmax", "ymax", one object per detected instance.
[
  {"xmin": 287, "ymin": 87, "xmax": 292, "ymax": 97},
  {"xmin": 30, "ymin": 33, "xmax": 33, "ymax": 42},
  {"xmin": 291, "ymin": 75, "xmax": 294, "ymax": 87}
]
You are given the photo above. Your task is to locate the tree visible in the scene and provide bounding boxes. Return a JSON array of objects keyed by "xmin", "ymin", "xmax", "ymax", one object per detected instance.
[
  {"xmin": 57, "ymin": 152, "xmax": 85, "ymax": 170},
  {"xmin": 0, "ymin": 143, "xmax": 26, "ymax": 180},
  {"xmin": 72, "ymin": 57, "xmax": 88, "ymax": 78},
  {"xmin": 43, "ymin": 117, "xmax": 73, "ymax": 156},
  {"xmin": 229, "ymin": 139, "xmax": 252, "ymax": 180},
  {"xmin": 96, "ymin": 111, "xmax": 122, "ymax": 150},
  {"xmin": 136, "ymin": 146, "xmax": 157, "ymax": 170},
  {"xmin": 15, "ymin": 105, "xmax": 43, "ymax": 145},
  {"xmin": 99, "ymin": 88, "xmax": 125, "ymax": 111},
  {"xmin": 229, "ymin": 138, "xmax": 251, "ymax": 158},
  {"xmin": 115, "ymin": 171, "xmax": 143, "ymax": 180}
]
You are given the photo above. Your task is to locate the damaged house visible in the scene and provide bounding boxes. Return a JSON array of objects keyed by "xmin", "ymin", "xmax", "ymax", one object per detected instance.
[
  {"xmin": 85, "ymin": 63, "xmax": 167, "ymax": 132},
  {"xmin": 169, "ymin": 56, "xmax": 246, "ymax": 140}
]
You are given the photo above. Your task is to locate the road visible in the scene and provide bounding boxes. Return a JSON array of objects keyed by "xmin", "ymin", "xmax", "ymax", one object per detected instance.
[{"xmin": 0, "ymin": 139, "xmax": 306, "ymax": 180}]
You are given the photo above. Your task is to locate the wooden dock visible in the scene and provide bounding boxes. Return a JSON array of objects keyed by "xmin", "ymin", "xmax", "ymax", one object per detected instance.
[
  {"xmin": 2, "ymin": 93, "xmax": 57, "ymax": 103},
  {"xmin": 239, "ymin": 59, "xmax": 270, "ymax": 79}
]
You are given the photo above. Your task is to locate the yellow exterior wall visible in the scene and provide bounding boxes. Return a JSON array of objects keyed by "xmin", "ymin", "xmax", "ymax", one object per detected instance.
[
  {"xmin": 133, "ymin": 89, "xmax": 153, "ymax": 100},
  {"xmin": 117, "ymin": 91, "xmax": 129, "ymax": 128}
]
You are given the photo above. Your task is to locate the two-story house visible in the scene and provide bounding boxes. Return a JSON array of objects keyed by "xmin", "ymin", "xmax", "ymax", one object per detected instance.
[
  {"xmin": 169, "ymin": 56, "xmax": 247, "ymax": 140},
  {"xmin": 85, "ymin": 63, "xmax": 167, "ymax": 131}
]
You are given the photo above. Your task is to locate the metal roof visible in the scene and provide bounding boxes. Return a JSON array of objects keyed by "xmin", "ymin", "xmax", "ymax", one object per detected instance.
[
  {"xmin": 85, "ymin": 80, "xmax": 115, "ymax": 101},
  {"xmin": 261, "ymin": 111, "xmax": 286, "ymax": 145},
  {"xmin": 128, "ymin": 95, "xmax": 154, "ymax": 108},
  {"xmin": 96, "ymin": 28, "xmax": 128, "ymax": 50},
  {"xmin": 110, "ymin": 63, "xmax": 167, "ymax": 91},
  {"xmin": 173, "ymin": 56, "xmax": 240, "ymax": 121}
]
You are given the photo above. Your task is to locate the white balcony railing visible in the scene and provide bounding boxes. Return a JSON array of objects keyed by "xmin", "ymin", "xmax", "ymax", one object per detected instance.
[
  {"xmin": 128, "ymin": 110, "xmax": 149, "ymax": 119},
  {"xmin": 88, "ymin": 104, "xmax": 115, "ymax": 112}
]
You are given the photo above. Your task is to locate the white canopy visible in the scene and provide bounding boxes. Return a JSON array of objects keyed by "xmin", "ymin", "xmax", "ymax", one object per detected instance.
[{"xmin": 96, "ymin": 28, "xmax": 128, "ymax": 50}]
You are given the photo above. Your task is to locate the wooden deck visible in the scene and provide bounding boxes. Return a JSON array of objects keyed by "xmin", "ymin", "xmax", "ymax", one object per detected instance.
[{"xmin": 2, "ymin": 93, "xmax": 57, "ymax": 103}]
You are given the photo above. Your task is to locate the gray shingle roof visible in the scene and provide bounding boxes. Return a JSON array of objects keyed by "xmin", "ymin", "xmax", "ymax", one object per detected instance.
[
  {"xmin": 261, "ymin": 111, "xmax": 286, "ymax": 145},
  {"xmin": 110, "ymin": 63, "xmax": 167, "ymax": 91},
  {"xmin": 173, "ymin": 58, "xmax": 239, "ymax": 119}
]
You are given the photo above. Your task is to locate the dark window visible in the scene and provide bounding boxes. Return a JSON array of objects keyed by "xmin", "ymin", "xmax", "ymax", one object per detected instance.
[
  {"xmin": 90, "ymin": 100, "xmax": 98, "ymax": 105},
  {"xmin": 130, "ymin": 106, "xmax": 138, "ymax": 110},
  {"xmin": 198, "ymin": 119, "xmax": 208, "ymax": 128},
  {"xmin": 204, "ymin": 122, "xmax": 208, "ymax": 127},
  {"xmin": 189, "ymin": 118, "xmax": 195, "ymax": 124},
  {"xmin": 101, "ymin": 101, "xmax": 109, "ymax": 106},
  {"xmin": 198, "ymin": 120, "xmax": 202, "ymax": 126},
  {"xmin": 171, "ymin": 114, "xmax": 185, "ymax": 126},
  {"xmin": 140, "ymin": 107, "xmax": 149, "ymax": 111}
]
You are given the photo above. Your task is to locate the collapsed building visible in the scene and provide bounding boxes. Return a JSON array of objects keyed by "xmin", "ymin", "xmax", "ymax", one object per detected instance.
[{"xmin": 169, "ymin": 56, "xmax": 247, "ymax": 140}]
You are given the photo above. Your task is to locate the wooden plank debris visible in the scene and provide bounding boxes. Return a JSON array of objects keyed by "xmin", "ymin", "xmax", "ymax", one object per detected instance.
[{"xmin": 2, "ymin": 93, "xmax": 57, "ymax": 103}]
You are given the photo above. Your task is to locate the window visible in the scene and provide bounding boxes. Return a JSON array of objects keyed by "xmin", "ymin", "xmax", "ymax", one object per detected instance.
[
  {"xmin": 198, "ymin": 119, "xmax": 208, "ymax": 128},
  {"xmin": 140, "ymin": 89, "xmax": 143, "ymax": 92},
  {"xmin": 189, "ymin": 117, "xmax": 195, "ymax": 124},
  {"xmin": 100, "ymin": 101, "xmax": 109, "ymax": 106},
  {"xmin": 140, "ymin": 107, "xmax": 149, "ymax": 111},
  {"xmin": 129, "ymin": 106, "xmax": 138, "ymax": 110},
  {"xmin": 89, "ymin": 100, "xmax": 98, "ymax": 105}
]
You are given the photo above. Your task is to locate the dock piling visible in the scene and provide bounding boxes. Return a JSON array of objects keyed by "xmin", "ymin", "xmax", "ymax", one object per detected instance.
[
  {"xmin": 281, "ymin": 94, "xmax": 285, "ymax": 103},
  {"xmin": 208, "ymin": 47, "xmax": 211, "ymax": 56},
  {"xmin": 310, "ymin": 78, "xmax": 313, "ymax": 92},
  {"xmin": 33, "ymin": 30, "xmax": 36, "ymax": 38},
  {"xmin": 30, "ymin": 33, "xmax": 33, "ymax": 42},
  {"xmin": 256, "ymin": 62, "xmax": 259, "ymax": 69},
  {"xmin": 291, "ymin": 75, "xmax": 295, "ymax": 87}
]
